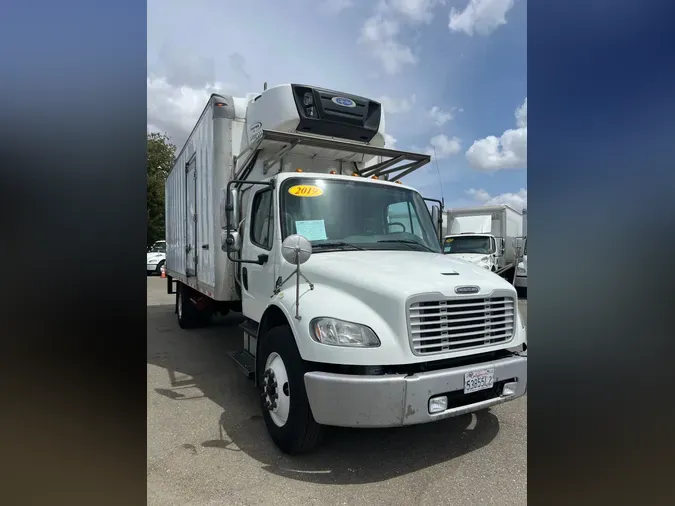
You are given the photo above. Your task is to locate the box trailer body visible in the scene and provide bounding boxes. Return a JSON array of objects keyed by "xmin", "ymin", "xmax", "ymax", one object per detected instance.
[
  {"xmin": 165, "ymin": 95, "xmax": 248, "ymax": 302},
  {"xmin": 164, "ymin": 83, "xmax": 527, "ymax": 455},
  {"xmin": 442, "ymin": 205, "xmax": 523, "ymax": 273}
]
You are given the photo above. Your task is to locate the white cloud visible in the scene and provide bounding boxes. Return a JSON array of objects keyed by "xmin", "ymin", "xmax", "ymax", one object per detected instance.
[
  {"xmin": 466, "ymin": 187, "xmax": 527, "ymax": 211},
  {"xmin": 379, "ymin": 94, "xmax": 416, "ymax": 114},
  {"xmin": 429, "ymin": 105, "xmax": 454, "ymax": 125},
  {"xmin": 382, "ymin": 0, "xmax": 445, "ymax": 24},
  {"xmin": 425, "ymin": 134, "xmax": 462, "ymax": 159},
  {"xmin": 465, "ymin": 97, "xmax": 526, "ymax": 171},
  {"xmin": 147, "ymin": 76, "xmax": 236, "ymax": 147},
  {"xmin": 515, "ymin": 96, "xmax": 527, "ymax": 127},
  {"xmin": 320, "ymin": 0, "xmax": 355, "ymax": 15},
  {"xmin": 384, "ymin": 132, "xmax": 398, "ymax": 148},
  {"xmin": 449, "ymin": 0, "xmax": 515, "ymax": 36},
  {"xmin": 360, "ymin": 14, "xmax": 417, "ymax": 75}
]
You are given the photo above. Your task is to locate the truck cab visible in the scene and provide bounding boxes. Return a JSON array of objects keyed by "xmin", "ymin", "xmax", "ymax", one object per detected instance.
[{"xmin": 442, "ymin": 233, "xmax": 503, "ymax": 272}]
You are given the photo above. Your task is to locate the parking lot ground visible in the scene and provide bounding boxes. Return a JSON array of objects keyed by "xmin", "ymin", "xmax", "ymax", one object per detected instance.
[{"xmin": 147, "ymin": 277, "xmax": 527, "ymax": 506}]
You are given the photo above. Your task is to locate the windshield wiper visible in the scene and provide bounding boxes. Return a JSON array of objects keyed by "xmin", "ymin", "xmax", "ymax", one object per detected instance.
[
  {"xmin": 377, "ymin": 239, "xmax": 435, "ymax": 252},
  {"xmin": 313, "ymin": 241, "xmax": 367, "ymax": 251}
]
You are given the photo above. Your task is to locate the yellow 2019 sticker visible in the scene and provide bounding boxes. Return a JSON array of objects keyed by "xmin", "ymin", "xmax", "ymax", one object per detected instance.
[
  {"xmin": 445, "ymin": 238, "xmax": 454, "ymax": 243},
  {"xmin": 288, "ymin": 185, "xmax": 324, "ymax": 197}
]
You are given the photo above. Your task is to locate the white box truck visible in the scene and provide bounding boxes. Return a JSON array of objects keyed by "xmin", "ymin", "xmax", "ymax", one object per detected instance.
[
  {"xmin": 164, "ymin": 83, "xmax": 527, "ymax": 454},
  {"xmin": 442, "ymin": 205, "xmax": 523, "ymax": 278}
]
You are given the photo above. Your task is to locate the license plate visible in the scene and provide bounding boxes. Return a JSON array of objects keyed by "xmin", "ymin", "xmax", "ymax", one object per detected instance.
[{"xmin": 464, "ymin": 367, "xmax": 495, "ymax": 394}]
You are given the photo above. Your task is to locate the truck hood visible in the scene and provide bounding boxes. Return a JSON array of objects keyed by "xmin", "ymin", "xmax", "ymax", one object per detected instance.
[
  {"xmin": 300, "ymin": 250, "xmax": 513, "ymax": 298},
  {"xmin": 146, "ymin": 252, "xmax": 166, "ymax": 262},
  {"xmin": 444, "ymin": 252, "xmax": 489, "ymax": 264}
]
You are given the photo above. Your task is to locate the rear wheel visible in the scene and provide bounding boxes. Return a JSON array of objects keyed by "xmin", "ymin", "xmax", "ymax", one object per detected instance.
[
  {"xmin": 176, "ymin": 283, "xmax": 201, "ymax": 329},
  {"xmin": 155, "ymin": 260, "xmax": 165, "ymax": 275},
  {"xmin": 258, "ymin": 325, "xmax": 323, "ymax": 454}
]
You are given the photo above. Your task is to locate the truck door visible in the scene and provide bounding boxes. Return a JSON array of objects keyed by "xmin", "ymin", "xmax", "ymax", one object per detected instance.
[
  {"xmin": 185, "ymin": 154, "xmax": 198, "ymax": 277},
  {"xmin": 241, "ymin": 187, "xmax": 277, "ymax": 322}
]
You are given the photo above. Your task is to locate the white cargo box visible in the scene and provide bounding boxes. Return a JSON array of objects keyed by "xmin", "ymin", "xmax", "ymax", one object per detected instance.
[{"xmin": 165, "ymin": 94, "xmax": 247, "ymax": 301}]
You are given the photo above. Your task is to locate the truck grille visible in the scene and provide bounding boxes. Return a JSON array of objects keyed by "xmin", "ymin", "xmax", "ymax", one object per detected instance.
[{"xmin": 407, "ymin": 297, "xmax": 516, "ymax": 355}]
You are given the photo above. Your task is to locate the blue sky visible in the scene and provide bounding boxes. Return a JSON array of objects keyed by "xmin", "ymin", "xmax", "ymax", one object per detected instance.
[{"xmin": 147, "ymin": 0, "xmax": 527, "ymax": 210}]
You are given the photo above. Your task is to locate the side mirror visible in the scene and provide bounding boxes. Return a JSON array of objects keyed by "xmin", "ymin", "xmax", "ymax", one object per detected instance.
[
  {"xmin": 221, "ymin": 187, "xmax": 239, "ymax": 230},
  {"xmin": 221, "ymin": 230, "xmax": 241, "ymax": 252},
  {"xmin": 281, "ymin": 234, "xmax": 312, "ymax": 266},
  {"xmin": 431, "ymin": 205, "xmax": 441, "ymax": 240}
]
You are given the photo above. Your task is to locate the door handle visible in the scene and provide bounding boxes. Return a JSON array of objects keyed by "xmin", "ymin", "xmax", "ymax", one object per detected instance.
[{"xmin": 242, "ymin": 267, "xmax": 248, "ymax": 290}]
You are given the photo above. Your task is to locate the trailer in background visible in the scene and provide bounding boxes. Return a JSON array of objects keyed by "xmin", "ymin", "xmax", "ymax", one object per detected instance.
[{"xmin": 442, "ymin": 205, "xmax": 523, "ymax": 280}]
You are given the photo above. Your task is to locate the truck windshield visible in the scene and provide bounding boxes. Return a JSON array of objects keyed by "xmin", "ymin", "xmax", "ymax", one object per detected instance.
[
  {"xmin": 280, "ymin": 177, "xmax": 441, "ymax": 253},
  {"xmin": 443, "ymin": 236, "xmax": 491, "ymax": 254},
  {"xmin": 150, "ymin": 243, "xmax": 166, "ymax": 253}
]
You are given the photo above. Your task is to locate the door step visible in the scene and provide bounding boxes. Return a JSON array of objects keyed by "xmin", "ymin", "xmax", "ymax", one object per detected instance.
[{"xmin": 229, "ymin": 350, "xmax": 255, "ymax": 379}]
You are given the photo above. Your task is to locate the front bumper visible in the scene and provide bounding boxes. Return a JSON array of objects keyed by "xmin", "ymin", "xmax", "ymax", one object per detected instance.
[
  {"xmin": 303, "ymin": 354, "xmax": 527, "ymax": 428},
  {"xmin": 514, "ymin": 275, "xmax": 527, "ymax": 288},
  {"xmin": 147, "ymin": 263, "xmax": 160, "ymax": 271}
]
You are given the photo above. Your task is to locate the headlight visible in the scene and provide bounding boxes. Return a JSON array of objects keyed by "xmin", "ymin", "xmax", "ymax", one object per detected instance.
[
  {"xmin": 310, "ymin": 318, "xmax": 381, "ymax": 347},
  {"xmin": 517, "ymin": 267, "xmax": 526, "ymax": 275}
]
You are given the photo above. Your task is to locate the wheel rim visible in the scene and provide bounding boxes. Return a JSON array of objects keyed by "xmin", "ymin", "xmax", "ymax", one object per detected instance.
[
  {"xmin": 262, "ymin": 352, "xmax": 290, "ymax": 427},
  {"xmin": 177, "ymin": 289, "xmax": 183, "ymax": 320}
]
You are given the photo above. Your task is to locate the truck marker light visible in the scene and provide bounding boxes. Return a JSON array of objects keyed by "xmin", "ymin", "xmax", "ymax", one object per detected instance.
[
  {"xmin": 352, "ymin": 172, "xmax": 359, "ymax": 176},
  {"xmin": 329, "ymin": 170, "xmax": 336, "ymax": 174},
  {"xmin": 288, "ymin": 185, "xmax": 324, "ymax": 197},
  {"xmin": 395, "ymin": 180, "xmax": 402, "ymax": 184},
  {"xmin": 429, "ymin": 396, "xmax": 448, "ymax": 414},
  {"xmin": 371, "ymin": 175, "xmax": 379, "ymax": 180},
  {"xmin": 295, "ymin": 168, "xmax": 303, "ymax": 172}
]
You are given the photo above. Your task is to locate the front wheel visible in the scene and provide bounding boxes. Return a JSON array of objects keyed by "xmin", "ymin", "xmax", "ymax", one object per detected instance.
[{"xmin": 258, "ymin": 325, "xmax": 323, "ymax": 454}]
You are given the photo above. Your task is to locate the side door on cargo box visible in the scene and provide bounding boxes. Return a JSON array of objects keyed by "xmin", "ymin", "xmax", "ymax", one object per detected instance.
[
  {"xmin": 185, "ymin": 153, "xmax": 198, "ymax": 277},
  {"xmin": 241, "ymin": 187, "xmax": 277, "ymax": 322}
]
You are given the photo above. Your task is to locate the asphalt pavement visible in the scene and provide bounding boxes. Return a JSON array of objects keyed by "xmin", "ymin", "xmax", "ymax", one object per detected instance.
[{"xmin": 147, "ymin": 276, "xmax": 527, "ymax": 505}]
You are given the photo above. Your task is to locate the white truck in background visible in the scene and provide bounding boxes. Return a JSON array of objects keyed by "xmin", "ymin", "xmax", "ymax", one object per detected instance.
[
  {"xmin": 442, "ymin": 205, "xmax": 523, "ymax": 279},
  {"xmin": 147, "ymin": 239, "xmax": 166, "ymax": 276},
  {"xmin": 514, "ymin": 208, "xmax": 527, "ymax": 295},
  {"xmin": 164, "ymin": 83, "xmax": 527, "ymax": 454}
]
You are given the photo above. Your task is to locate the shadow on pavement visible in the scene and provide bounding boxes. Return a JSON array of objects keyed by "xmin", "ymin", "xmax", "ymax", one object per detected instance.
[{"xmin": 147, "ymin": 304, "xmax": 501, "ymax": 485}]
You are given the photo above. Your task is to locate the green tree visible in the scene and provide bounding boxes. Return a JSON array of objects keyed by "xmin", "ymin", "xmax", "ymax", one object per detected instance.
[{"xmin": 147, "ymin": 131, "xmax": 176, "ymax": 247}]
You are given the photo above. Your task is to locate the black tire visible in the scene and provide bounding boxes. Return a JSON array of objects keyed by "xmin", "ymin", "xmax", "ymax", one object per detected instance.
[
  {"xmin": 176, "ymin": 283, "xmax": 200, "ymax": 329},
  {"xmin": 257, "ymin": 325, "xmax": 323, "ymax": 454},
  {"xmin": 155, "ymin": 260, "xmax": 165, "ymax": 275}
]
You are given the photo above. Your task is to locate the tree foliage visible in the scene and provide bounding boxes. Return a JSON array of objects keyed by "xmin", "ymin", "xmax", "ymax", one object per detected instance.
[{"xmin": 147, "ymin": 132, "xmax": 176, "ymax": 247}]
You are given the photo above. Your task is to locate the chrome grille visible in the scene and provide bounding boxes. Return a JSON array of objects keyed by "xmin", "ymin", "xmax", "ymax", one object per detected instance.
[{"xmin": 408, "ymin": 296, "xmax": 516, "ymax": 355}]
